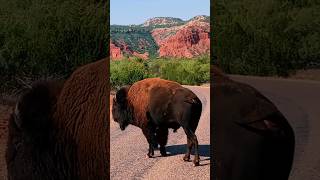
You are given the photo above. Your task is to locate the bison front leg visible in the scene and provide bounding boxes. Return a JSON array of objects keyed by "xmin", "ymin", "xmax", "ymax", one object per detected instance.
[
  {"xmin": 156, "ymin": 127, "xmax": 168, "ymax": 156},
  {"xmin": 142, "ymin": 126, "xmax": 157, "ymax": 158}
]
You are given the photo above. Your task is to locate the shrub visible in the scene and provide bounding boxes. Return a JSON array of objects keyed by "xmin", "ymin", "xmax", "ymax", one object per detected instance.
[
  {"xmin": 0, "ymin": 0, "xmax": 108, "ymax": 94},
  {"xmin": 212, "ymin": 0, "xmax": 320, "ymax": 76},
  {"xmin": 158, "ymin": 60, "xmax": 210, "ymax": 85},
  {"xmin": 110, "ymin": 57, "xmax": 210, "ymax": 89},
  {"xmin": 110, "ymin": 60, "xmax": 150, "ymax": 89}
]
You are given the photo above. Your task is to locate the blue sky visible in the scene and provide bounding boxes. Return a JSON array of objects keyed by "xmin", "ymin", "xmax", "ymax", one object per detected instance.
[{"xmin": 111, "ymin": 0, "xmax": 210, "ymax": 25}]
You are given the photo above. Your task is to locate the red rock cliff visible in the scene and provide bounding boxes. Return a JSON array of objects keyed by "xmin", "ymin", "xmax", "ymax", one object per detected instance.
[
  {"xmin": 151, "ymin": 20, "xmax": 210, "ymax": 58},
  {"xmin": 110, "ymin": 42, "xmax": 123, "ymax": 60}
]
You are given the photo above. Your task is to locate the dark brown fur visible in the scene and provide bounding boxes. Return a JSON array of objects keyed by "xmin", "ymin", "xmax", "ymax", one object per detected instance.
[
  {"xmin": 212, "ymin": 66, "xmax": 295, "ymax": 180},
  {"xmin": 6, "ymin": 59, "xmax": 109, "ymax": 179},
  {"xmin": 112, "ymin": 78, "xmax": 202, "ymax": 166}
]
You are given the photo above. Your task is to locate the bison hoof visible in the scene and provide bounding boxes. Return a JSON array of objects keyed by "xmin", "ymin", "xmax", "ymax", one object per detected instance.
[
  {"xmin": 193, "ymin": 160, "xmax": 200, "ymax": 166},
  {"xmin": 146, "ymin": 153, "xmax": 154, "ymax": 158},
  {"xmin": 160, "ymin": 151, "xmax": 167, "ymax": 157},
  {"xmin": 160, "ymin": 147, "xmax": 167, "ymax": 156},
  {"xmin": 183, "ymin": 156, "xmax": 190, "ymax": 162}
]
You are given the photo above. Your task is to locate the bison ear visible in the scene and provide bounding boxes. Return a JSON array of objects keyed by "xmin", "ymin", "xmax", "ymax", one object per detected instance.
[{"xmin": 115, "ymin": 86, "xmax": 130, "ymax": 106}]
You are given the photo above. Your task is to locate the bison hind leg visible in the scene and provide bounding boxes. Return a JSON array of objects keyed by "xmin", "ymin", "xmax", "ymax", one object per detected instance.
[
  {"xmin": 183, "ymin": 127, "xmax": 200, "ymax": 166},
  {"xmin": 183, "ymin": 138, "xmax": 192, "ymax": 162},
  {"xmin": 156, "ymin": 127, "xmax": 168, "ymax": 156}
]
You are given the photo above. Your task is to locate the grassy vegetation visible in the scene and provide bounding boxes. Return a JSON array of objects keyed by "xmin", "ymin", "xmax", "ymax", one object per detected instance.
[
  {"xmin": 110, "ymin": 59, "xmax": 150, "ymax": 89},
  {"xmin": 110, "ymin": 56, "xmax": 210, "ymax": 89},
  {"xmin": 212, "ymin": 0, "xmax": 320, "ymax": 77},
  {"xmin": 0, "ymin": 0, "xmax": 108, "ymax": 94}
]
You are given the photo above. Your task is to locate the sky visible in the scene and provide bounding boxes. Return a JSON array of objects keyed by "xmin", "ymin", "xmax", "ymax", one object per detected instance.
[{"xmin": 110, "ymin": 0, "xmax": 210, "ymax": 25}]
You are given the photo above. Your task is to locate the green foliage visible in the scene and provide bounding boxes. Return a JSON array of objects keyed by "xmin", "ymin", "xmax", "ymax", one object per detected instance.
[
  {"xmin": 110, "ymin": 57, "xmax": 210, "ymax": 89},
  {"xmin": 157, "ymin": 60, "xmax": 209, "ymax": 85},
  {"xmin": 212, "ymin": 0, "xmax": 320, "ymax": 76},
  {"xmin": 110, "ymin": 26, "xmax": 159, "ymax": 57},
  {"xmin": 0, "ymin": 0, "xmax": 108, "ymax": 93},
  {"xmin": 110, "ymin": 60, "xmax": 150, "ymax": 89}
]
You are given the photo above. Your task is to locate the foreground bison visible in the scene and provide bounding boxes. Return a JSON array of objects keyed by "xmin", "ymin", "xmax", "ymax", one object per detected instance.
[
  {"xmin": 112, "ymin": 78, "xmax": 202, "ymax": 166},
  {"xmin": 212, "ymin": 66, "xmax": 295, "ymax": 180},
  {"xmin": 6, "ymin": 59, "xmax": 109, "ymax": 179}
]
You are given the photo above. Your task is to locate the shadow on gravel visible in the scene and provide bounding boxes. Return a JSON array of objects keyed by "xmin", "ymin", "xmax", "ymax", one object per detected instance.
[{"xmin": 165, "ymin": 144, "xmax": 210, "ymax": 158}]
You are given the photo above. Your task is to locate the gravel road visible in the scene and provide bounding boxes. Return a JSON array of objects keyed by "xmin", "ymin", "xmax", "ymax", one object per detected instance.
[
  {"xmin": 110, "ymin": 86, "xmax": 210, "ymax": 180},
  {"xmin": 231, "ymin": 75, "xmax": 320, "ymax": 180}
]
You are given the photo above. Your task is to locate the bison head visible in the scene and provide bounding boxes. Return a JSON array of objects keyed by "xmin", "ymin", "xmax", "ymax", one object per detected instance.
[
  {"xmin": 6, "ymin": 81, "xmax": 64, "ymax": 179},
  {"xmin": 112, "ymin": 86, "xmax": 132, "ymax": 131}
]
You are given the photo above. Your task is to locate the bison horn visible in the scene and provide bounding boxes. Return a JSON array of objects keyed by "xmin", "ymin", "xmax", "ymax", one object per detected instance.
[{"xmin": 14, "ymin": 103, "xmax": 22, "ymax": 129}]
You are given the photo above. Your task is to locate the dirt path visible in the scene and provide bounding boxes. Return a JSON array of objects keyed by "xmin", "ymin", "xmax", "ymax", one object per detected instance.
[
  {"xmin": 110, "ymin": 86, "xmax": 210, "ymax": 180},
  {"xmin": 231, "ymin": 75, "xmax": 320, "ymax": 180}
]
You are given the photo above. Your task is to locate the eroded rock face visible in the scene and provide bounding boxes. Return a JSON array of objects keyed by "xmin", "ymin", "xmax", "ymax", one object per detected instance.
[
  {"xmin": 110, "ymin": 15, "xmax": 210, "ymax": 60},
  {"xmin": 110, "ymin": 40, "xmax": 149, "ymax": 60},
  {"xmin": 110, "ymin": 42, "xmax": 123, "ymax": 60},
  {"xmin": 152, "ymin": 20, "xmax": 210, "ymax": 58}
]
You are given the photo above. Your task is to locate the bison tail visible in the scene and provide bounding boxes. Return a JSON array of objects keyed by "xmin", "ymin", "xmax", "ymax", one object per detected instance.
[
  {"xmin": 187, "ymin": 97, "xmax": 202, "ymax": 131},
  {"xmin": 193, "ymin": 97, "xmax": 202, "ymax": 117}
]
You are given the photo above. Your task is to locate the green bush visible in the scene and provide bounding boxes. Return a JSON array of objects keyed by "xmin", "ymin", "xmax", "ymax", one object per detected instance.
[
  {"xmin": 110, "ymin": 60, "xmax": 150, "ymax": 89},
  {"xmin": 158, "ymin": 60, "xmax": 209, "ymax": 85},
  {"xmin": 0, "ymin": 0, "xmax": 108, "ymax": 93},
  {"xmin": 212, "ymin": 0, "xmax": 320, "ymax": 76},
  {"xmin": 110, "ymin": 57, "xmax": 210, "ymax": 89}
]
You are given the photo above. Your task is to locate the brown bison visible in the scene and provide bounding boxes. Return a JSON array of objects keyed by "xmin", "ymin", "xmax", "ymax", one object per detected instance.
[
  {"xmin": 6, "ymin": 59, "xmax": 109, "ymax": 179},
  {"xmin": 112, "ymin": 78, "xmax": 203, "ymax": 166},
  {"xmin": 212, "ymin": 66, "xmax": 295, "ymax": 180}
]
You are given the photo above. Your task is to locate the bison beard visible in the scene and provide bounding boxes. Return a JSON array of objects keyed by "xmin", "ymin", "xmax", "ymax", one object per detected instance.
[
  {"xmin": 112, "ymin": 78, "xmax": 202, "ymax": 166},
  {"xmin": 212, "ymin": 66, "xmax": 295, "ymax": 180},
  {"xmin": 6, "ymin": 59, "xmax": 109, "ymax": 179}
]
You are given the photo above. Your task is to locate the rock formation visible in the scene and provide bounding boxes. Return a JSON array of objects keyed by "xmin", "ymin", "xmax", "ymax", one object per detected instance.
[{"xmin": 110, "ymin": 15, "xmax": 210, "ymax": 60}]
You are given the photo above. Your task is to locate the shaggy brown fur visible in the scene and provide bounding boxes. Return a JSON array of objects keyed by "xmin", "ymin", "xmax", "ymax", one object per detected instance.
[
  {"xmin": 112, "ymin": 78, "xmax": 202, "ymax": 166},
  {"xmin": 6, "ymin": 59, "xmax": 109, "ymax": 179},
  {"xmin": 127, "ymin": 78, "xmax": 182, "ymax": 128},
  {"xmin": 212, "ymin": 66, "xmax": 295, "ymax": 180},
  {"xmin": 211, "ymin": 65, "xmax": 230, "ymax": 83}
]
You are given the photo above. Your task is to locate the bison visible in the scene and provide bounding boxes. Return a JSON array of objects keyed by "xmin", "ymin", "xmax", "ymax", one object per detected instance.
[
  {"xmin": 212, "ymin": 66, "xmax": 295, "ymax": 180},
  {"xmin": 6, "ymin": 59, "xmax": 109, "ymax": 179},
  {"xmin": 112, "ymin": 78, "xmax": 203, "ymax": 166}
]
